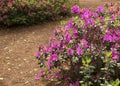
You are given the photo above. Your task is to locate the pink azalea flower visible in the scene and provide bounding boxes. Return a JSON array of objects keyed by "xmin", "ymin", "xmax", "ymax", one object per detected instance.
[
  {"xmin": 35, "ymin": 75, "xmax": 40, "ymax": 80},
  {"xmin": 57, "ymin": 73, "xmax": 61, "ymax": 79},
  {"xmin": 96, "ymin": 6, "xmax": 104, "ymax": 13},
  {"xmin": 112, "ymin": 55, "xmax": 119, "ymax": 61},
  {"xmin": 74, "ymin": 81, "xmax": 79, "ymax": 86},
  {"xmin": 118, "ymin": 25, "xmax": 120, "ymax": 29},
  {"xmin": 67, "ymin": 20, "xmax": 74, "ymax": 27},
  {"xmin": 51, "ymin": 54, "xmax": 59, "ymax": 61},
  {"xmin": 71, "ymin": 5, "xmax": 80, "ymax": 14},
  {"xmin": 47, "ymin": 54, "xmax": 58, "ymax": 69},
  {"xmin": 87, "ymin": 18, "xmax": 95, "ymax": 26},
  {"xmin": 99, "ymin": 17, "xmax": 104, "ymax": 22},
  {"xmin": 65, "ymin": 34, "xmax": 71, "ymax": 42},
  {"xmin": 112, "ymin": 50, "xmax": 119, "ymax": 61},
  {"xmin": 67, "ymin": 49, "xmax": 74, "ymax": 56},
  {"xmin": 103, "ymin": 30, "xmax": 117, "ymax": 42},
  {"xmin": 53, "ymin": 29, "xmax": 57, "ymax": 35},
  {"xmin": 82, "ymin": 9, "xmax": 92, "ymax": 19},
  {"xmin": 39, "ymin": 70, "xmax": 44, "ymax": 75},
  {"xmin": 45, "ymin": 46, "xmax": 52, "ymax": 54},
  {"xmin": 111, "ymin": 14, "xmax": 115, "ymax": 19},
  {"xmin": 76, "ymin": 46, "xmax": 83, "ymax": 55},
  {"xmin": 36, "ymin": 51, "xmax": 40, "ymax": 58},
  {"xmin": 104, "ymin": 34, "xmax": 113, "ymax": 42},
  {"xmin": 93, "ymin": 12, "xmax": 98, "ymax": 18},
  {"xmin": 65, "ymin": 25, "xmax": 70, "ymax": 31},
  {"xmin": 81, "ymin": 39, "xmax": 88, "ymax": 48},
  {"xmin": 51, "ymin": 42, "xmax": 59, "ymax": 48},
  {"xmin": 45, "ymin": 75, "xmax": 50, "ymax": 79}
]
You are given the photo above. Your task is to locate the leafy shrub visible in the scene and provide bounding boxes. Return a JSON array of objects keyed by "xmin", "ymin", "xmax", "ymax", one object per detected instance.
[
  {"xmin": 0, "ymin": 0, "xmax": 74, "ymax": 26},
  {"xmin": 36, "ymin": 2, "xmax": 120, "ymax": 86}
]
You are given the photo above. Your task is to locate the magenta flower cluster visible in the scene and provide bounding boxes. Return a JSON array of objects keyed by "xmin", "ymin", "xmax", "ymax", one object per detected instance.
[
  {"xmin": 36, "ymin": 3, "xmax": 120, "ymax": 86},
  {"xmin": 71, "ymin": 5, "xmax": 80, "ymax": 14},
  {"xmin": 104, "ymin": 29, "xmax": 120, "ymax": 43}
]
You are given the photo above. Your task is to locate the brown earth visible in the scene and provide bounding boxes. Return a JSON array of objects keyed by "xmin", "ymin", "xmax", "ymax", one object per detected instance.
[{"xmin": 0, "ymin": 0, "xmax": 119, "ymax": 86}]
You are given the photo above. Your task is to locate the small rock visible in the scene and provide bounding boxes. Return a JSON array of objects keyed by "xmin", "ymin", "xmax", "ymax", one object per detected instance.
[
  {"xmin": 20, "ymin": 72, "xmax": 23, "ymax": 74},
  {"xmin": 8, "ymin": 49, "xmax": 12, "ymax": 53},
  {"xmin": 29, "ymin": 71, "xmax": 32, "ymax": 73},
  {"xmin": 5, "ymin": 57, "xmax": 10, "ymax": 59},
  {"xmin": 0, "ymin": 78, "xmax": 4, "ymax": 80},
  {"xmin": 18, "ymin": 64, "xmax": 22, "ymax": 67},
  {"xmin": 23, "ymin": 59, "xmax": 27, "ymax": 61},
  {"xmin": 24, "ymin": 39, "xmax": 27, "ymax": 42},
  {"xmin": 24, "ymin": 81, "xmax": 29, "ymax": 84},
  {"xmin": 8, "ymin": 68, "xmax": 11, "ymax": 71},
  {"xmin": 7, "ymin": 62, "xmax": 10, "ymax": 65},
  {"xmin": 34, "ymin": 68, "xmax": 38, "ymax": 71},
  {"xmin": 4, "ymin": 47, "xmax": 8, "ymax": 50}
]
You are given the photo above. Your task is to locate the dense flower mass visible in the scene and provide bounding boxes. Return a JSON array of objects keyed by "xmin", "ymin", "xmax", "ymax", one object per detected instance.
[
  {"xmin": 0, "ymin": 0, "xmax": 71, "ymax": 26},
  {"xmin": 36, "ymin": 2, "xmax": 120, "ymax": 86}
]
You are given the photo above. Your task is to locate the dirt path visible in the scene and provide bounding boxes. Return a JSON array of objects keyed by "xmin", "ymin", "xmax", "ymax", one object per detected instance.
[
  {"xmin": 0, "ymin": 22, "xmax": 60, "ymax": 86},
  {"xmin": 0, "ymin": 0, "xmax": 119, "ymax": 86},
  {"xmin": 79, "ymin": 0, "xmax": 118, "ymax": 9}
]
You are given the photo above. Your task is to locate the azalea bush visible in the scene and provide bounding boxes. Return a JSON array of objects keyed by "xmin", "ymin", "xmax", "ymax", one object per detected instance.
[
  {"xmin": 0, "ymin": 0, "xmax": 74, "ymax": 26},
  {"xmin": 36, "ymin": 2, "xmax": 120, "ymax": 86}
]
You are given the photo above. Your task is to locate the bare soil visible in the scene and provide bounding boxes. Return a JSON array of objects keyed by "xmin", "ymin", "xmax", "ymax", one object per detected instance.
[{"xmin": 0, "ymin": 0, "xmax": 119, "ymax": 86}]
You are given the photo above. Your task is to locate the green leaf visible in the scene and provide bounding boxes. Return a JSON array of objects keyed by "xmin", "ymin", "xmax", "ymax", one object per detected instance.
[
  {"xmin": 115, "ymin": 79, "xmax": 120, "ymax": 86},
  {"xmin": 105, "ymin": 51, "xmax": 112, "ymax": 58},
  {"xmin": 86, "ymin": 58, "xmax": 91, "ymax": 64},
  {"xmin": 82, "ymin": 58, "xmax": 86, "ymax": 65}
]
